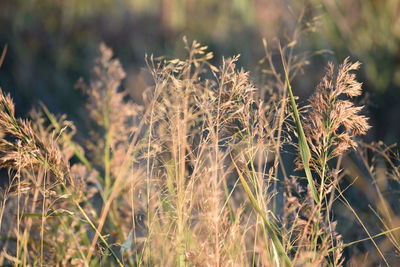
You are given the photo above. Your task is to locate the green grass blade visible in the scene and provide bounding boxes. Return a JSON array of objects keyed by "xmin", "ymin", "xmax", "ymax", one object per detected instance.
[
  {"xmin": 232, "ymin": 158, "xmax": 292, "ymax": 267},
  {"xmin": 19, "ymin": 212, "xmax": 72, "ymax": 218},
  {"xmin": 279, "ymin": 48, "xmax": 319, "ymax": 203},
  {"xmin": 40, "ymin": 103, "xmax": 92, "ymax": 169},
  {"xmin": 327, "ymin": 226, "xmax": 400, "ymax": 253}
]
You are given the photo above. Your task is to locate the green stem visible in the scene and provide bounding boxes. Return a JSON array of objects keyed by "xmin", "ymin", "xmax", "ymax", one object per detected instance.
[
  {"xmin": 327, "ymin": 226, "xmax": 400, "ymax": 253},
  {"xmin": 233, "ymin": 158, "xmax": 292, "ymax": 267},
  {"xmin": 37, "ymin": 156, "xmax": 122, "ymax": 266},
  {"xmin": 72, "ymin": 196, "xmax": 123, "ymax": 266},
  {"xmin": 279, "ymin": 48, "xmax": 319, "ymax": 204}
]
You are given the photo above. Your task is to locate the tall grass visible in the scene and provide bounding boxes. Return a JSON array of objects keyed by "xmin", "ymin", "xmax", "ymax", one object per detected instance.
[{"xmin": 0, "ymin": 38, "xmax": 399, "ymax": 266}]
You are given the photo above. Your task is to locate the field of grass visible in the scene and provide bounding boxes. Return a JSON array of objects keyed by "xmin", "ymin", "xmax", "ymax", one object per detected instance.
[
  {"xmin": 1, "ymin": 1, "xmax": 400, "ymax": 265},
  {"xmin": 0, "ymin": 32, "xmax": 400, "ymax": 266}
]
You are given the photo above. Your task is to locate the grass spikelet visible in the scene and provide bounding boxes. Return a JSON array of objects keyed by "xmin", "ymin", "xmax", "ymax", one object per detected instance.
[{"xmin": 304, "ymin": 58, "xmax": 371, "ymax": 204}]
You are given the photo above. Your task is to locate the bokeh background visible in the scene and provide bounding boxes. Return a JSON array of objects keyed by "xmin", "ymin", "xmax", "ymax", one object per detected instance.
[{"xmin": 0, "ymin": 0, "xmax": 399, "ymax": 143}]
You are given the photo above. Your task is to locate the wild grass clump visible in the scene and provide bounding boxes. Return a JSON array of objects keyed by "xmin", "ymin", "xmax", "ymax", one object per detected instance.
[{"xmin": 0, "ymin": 38, "xmax": 399, "ymax": 266}]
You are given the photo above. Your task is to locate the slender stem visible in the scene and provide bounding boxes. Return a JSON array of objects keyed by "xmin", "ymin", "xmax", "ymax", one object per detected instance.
[
  {"xmin": 318, "ymin": 151, "xmax": 329, "ymax": 207},
  {"xmin": 232, "ymin": 156, "xmax": 292, "ymax": 267},
  {"xmin": 279, "ymin": 46, "xmax": 319, "ymax": 204},
  {"xmin": 72, "ymin": 197, "xmax": 123, "ymax": 266},
  {"xmin": 327, "ymin": 226, "xmax": 400, "ymax": 253},
  {"xmin": 103, "ymin": 99, "xmax": 112, "ymax": 197},
  {"xmin": 43, "ymin": 157, "xmax": 123, "ymax": 266}
]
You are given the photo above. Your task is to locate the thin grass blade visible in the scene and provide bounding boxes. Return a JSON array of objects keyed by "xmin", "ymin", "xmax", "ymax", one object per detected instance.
[{"xmin": 279, "ymin": 47, "xmax": 319, "ymax": 203}]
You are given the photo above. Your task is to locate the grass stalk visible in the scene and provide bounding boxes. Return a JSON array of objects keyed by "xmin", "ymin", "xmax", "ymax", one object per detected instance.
[
  {"xmin": 279, "ymin": 46, "xmax": 319, "ymax": 204},
  {"xmin": 327, "ymin": 226, "xmax": 400, "ymax": 253},
  {"xmin": 232, "ymin": 155, "xmax": 292, "ymax": 267}
]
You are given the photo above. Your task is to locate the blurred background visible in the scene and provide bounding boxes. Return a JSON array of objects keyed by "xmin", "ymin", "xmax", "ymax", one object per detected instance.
[{"xmin": 0, "ymin": 0, "xmax": 399, "ymax": 143}]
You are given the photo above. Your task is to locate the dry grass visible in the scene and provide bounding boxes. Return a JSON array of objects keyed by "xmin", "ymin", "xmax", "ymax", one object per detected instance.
[{"xmin": 0, "ymin": 37, "xmax": 399, "ymax": 266}]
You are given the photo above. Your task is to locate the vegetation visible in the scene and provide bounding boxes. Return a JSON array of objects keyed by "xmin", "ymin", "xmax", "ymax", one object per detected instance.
[{"xmin": 0, "ymin": 34, "xmax": 399, "ymax": 266}]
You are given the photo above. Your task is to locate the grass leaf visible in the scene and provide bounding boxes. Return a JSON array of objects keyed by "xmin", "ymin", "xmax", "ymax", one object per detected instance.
[{"xmin": 279, "ymin": 45, "xmax": 319, "ymax": 203}]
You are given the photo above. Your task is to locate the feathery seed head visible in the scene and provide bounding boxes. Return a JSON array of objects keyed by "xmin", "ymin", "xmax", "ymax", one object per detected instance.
[{"xmin": 304, "ymin": 58, "xmax": 370, "ymax": 169}]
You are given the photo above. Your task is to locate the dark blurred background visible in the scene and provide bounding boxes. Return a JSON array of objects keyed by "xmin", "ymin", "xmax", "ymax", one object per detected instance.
[{"xmin": 0, "ymin": 0, "xmax": 399, "ymax": 143}]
